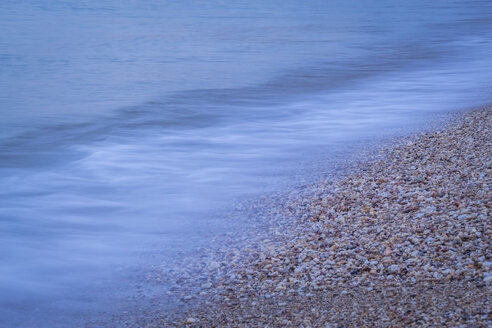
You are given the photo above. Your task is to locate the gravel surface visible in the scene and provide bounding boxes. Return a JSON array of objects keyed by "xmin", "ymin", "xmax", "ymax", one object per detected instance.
[{"xmin": 106, "ymin": 106, "xmax": 491, "ymax": 327}]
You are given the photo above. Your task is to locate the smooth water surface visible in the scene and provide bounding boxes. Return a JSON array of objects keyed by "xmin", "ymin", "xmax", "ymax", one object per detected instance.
[{"xmin": 1, "ymin": 0, "xmax": 491, "ymax": 326}]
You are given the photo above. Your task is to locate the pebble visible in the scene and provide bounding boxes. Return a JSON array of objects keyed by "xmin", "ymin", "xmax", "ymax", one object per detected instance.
[{"xmin": 185, "ymin": 317, "xmax": 197, "ymax": 324}]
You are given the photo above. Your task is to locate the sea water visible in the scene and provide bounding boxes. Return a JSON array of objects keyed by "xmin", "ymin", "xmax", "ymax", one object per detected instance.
[{"xmin": 1, "ymin": 0, "xmax": 491, "ymax": 326}]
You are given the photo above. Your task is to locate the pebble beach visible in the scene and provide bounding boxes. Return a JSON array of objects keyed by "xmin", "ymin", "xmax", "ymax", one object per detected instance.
[
  {"xmin": 115, "ymin": 106, "xmax": 491, "ymax": 327},
  {"xmin": 3, "ymin": 2, "xmax": 492, "ymax": 327}
]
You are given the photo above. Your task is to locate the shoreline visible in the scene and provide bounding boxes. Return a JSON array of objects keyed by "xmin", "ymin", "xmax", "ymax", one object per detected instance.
[{"xmin": 108, "ymin": 106, "xmax": 490, "ymax": 327}]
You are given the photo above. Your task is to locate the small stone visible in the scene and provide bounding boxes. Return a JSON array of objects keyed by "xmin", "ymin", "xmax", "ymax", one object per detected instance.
[
  {"xmin": 202, "ymin": 282, "xmax": 212, "ymax": 289},
  {"xmin": 186, "ymin": 317, "xmax": 198, "ymax": 324}
]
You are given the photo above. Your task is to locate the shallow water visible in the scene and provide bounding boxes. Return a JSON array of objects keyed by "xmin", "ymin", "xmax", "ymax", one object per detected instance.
[{"xmin": 1, "ymin": 0, "xmax": 492, "ymax": 326}]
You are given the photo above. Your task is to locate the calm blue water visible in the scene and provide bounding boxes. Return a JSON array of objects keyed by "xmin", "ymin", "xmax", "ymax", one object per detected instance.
[{"xmin": 1, "ymin": 0, "xmax": 492, "ymax": 326}]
